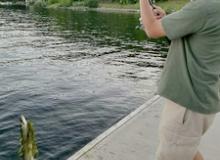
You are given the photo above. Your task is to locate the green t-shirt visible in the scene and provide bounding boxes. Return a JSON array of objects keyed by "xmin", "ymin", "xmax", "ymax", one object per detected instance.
[{"xmin": 158, "ymin": 0, "xmax": 220, "ymax": 114}]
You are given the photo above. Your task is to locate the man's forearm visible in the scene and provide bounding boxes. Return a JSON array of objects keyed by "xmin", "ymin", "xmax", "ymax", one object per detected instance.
[{"xmin": 140, "ymin": 0, "xmax": 157, "ymax": 36}]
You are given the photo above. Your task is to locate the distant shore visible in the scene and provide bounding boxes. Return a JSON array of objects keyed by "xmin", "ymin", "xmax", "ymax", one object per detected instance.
[
  {"xmin": 36, "ymin": 0, "xmax": 188, "ymax": 14},
  {"xmin": 52, "ymin": 6, "xmax": 140, "ymax": 14},
  {"xmin": 0, "ymin": 0, "xmax": 188, "ymax": 14}
]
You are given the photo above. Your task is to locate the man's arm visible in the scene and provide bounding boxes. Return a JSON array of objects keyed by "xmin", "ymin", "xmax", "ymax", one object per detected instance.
[{"xmin": 140, "ymin": 0, "xmax": 166, "ymax": 38}]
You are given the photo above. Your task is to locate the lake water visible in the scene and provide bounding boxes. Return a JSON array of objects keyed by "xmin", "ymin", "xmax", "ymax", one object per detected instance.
[{"xmin": 0, "ymin": 6, "xmax": 168, "ymax": 160}]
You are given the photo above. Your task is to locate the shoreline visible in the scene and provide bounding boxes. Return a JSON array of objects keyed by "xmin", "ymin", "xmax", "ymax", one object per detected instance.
[
  {"xmin": 0, "ymin": 0, "xmax": 188, "ymax": 14},
  {"xmin": 54, "ymin": 6, "xmax": 140, "ymax": 14},
  {"xmin": 44, "ymin": 0, "xmax": 188, "ymax": 14}
]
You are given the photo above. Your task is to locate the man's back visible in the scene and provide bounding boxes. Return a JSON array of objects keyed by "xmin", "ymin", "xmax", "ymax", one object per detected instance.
[
  {"xmin": 140, "ymin": 0, "xmax": 220, "ymax": 159},
  {"xmin": 158, "ymin": 0, "xmax": 220, "ymax": 114}
]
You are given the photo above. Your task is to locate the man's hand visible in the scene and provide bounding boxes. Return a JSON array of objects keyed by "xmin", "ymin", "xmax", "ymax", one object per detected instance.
[
  {"xmin": 139, "ymin": 5, "xmax": 165, "ymax": 26},
  {"xmin": 140, "ymin": 0, "xmax": 166, "ymax": 38},
  {"xmin": 153, "ymin": 6, "xmax": 166, "ymax": 20}
]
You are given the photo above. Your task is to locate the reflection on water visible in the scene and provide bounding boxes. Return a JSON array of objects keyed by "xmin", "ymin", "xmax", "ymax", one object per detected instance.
[{"xmin": 0, "ymin": 6, "xmax": 168, "ymax": 160}]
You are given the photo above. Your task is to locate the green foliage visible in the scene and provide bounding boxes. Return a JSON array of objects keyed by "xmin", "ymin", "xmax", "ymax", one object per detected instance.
[
  {"xmin": 119, "ymin": 0, "xmax": 137, "ymax": 5},
  {"xmin": 33, "ymin": 0, "xmax": 47, "ymax": 8},
  {"xmin": 46, "ymin": 0, "xmax": 73, "ymax": 7},
  {"xmin": 84, "ymin": 0, "xmax": 99, "ymax": 8},
  {"xmin": 47, "ymin": 0, "xmax": 59, "ymax": 5},
  {"xmin": 129, "ymin": 0, "xmax": 137, "ymax": 4},
  {"xmin": 58, "ymin": 0, "xmax": 73, "ymax": 6},
  {"xmin": 72, "ymin": 0, "xmax": 83, "ymax": 2},
  {"xmin": 119, "ymin": 0, "xmax": 127, "ymax": 4},
  {"xmin": 155, "ymin": 0, "xmax": 168, "ymax": 2}
]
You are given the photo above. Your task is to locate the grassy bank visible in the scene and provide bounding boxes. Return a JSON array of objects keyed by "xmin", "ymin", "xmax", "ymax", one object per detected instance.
[
  {"xmin": 156, "ymin": 0, "xmax": 188, "ymax": 11},
  {"xmin": 99, "ymin": 2, "xmax": 139, "ymax": 10},
  {"xmin": 99, "ymin": 0, "xmax": 188, "ymax": 11}
]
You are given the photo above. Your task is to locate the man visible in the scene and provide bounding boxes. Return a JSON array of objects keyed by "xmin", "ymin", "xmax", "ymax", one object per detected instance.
[{"xmin": 140, "ymin": 0, "xmax": 220, "ymax": 160}]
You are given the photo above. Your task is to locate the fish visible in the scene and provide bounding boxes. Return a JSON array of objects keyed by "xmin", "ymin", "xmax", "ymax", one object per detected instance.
[{"xmin": 19, "ymin": 115, "xmax": 38, "ymax": 160}]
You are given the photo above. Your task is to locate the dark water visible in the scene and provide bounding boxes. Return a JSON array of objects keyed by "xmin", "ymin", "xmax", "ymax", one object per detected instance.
[{"xmin": 0, "ymin": 6, "xmax": 168, "ymax": 160}]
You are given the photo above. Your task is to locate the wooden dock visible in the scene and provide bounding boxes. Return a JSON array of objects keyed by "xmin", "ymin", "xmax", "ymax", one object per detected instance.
[{"xmin": 67, "ymin": 95, "xmax": 220, "ymax": 160}]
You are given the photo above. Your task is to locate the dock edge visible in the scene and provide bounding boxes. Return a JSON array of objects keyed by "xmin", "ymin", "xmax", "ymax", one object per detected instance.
[{"xmin": 67, "ymin": 95, "xmax": 161, "ymax": 160}]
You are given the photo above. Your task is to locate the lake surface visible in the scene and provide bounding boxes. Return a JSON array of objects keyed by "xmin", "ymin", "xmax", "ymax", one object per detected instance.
[{"xmin": 0, "ymin": 6, "xmax": 168, "ymax": 160}]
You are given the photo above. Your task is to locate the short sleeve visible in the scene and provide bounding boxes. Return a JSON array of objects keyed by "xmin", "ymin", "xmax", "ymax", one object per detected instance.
[{"xmin": 161, "ymin": 1, "xmax": 207, "ymax": 40}]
